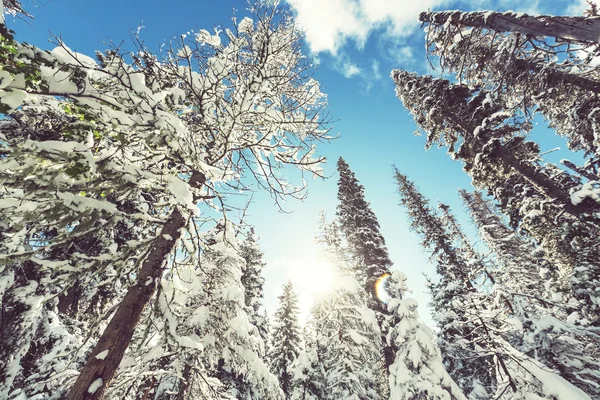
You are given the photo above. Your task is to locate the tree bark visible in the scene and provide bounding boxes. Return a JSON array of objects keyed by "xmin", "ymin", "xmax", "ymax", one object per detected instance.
[
  {"xmin": 175, "ymin": 361, "xmax": 193, "ymax": 400},
  {"xmin": 420, "ymin": 11, "xmax": 600, "ymax": 44},
  {"xmin": 66, "ymin": 208, "xmax": 188, "ymax": 400},
  {"xmin": 511, "ymin": 58, "xmax": 600, "ymax": 95}
]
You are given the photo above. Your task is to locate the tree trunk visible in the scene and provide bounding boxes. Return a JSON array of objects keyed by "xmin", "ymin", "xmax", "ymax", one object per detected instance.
[
  {"xmin": 420, "ymin": 11, "xmax": 600, "ymax": 44},
  {"xmin": 499, "ymin": 145, "xmax": 598, "ymax": 215},
  {"xmin": 66, "ymin": 208, "xmax": 188, "ymax": 400},
  {"xmin": 512, "ymin": 58, "xmax": 600, "ymax": 95},
  {"xmin": 175, "ymin": 361, "xmax": 193, "ymax": 400}
]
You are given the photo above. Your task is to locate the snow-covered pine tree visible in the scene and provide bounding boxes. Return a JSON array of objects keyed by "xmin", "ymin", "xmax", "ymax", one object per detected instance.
[
  {"xmin": 385, "ymin": 271, "xmax": 466, "ymax": 400},
  {"xmin": 291, "ymin": 316, "xmax": 326, "ymax": 400},
  {"xmin": 436, "ymin": 201, "xmax": 496, "ymax": 291},
  {"xmin": 240, "ymin": 228, "xmax": 269, "ymax": 347},
  {"xmin": 335, "ymin": 157, "xmax": 396, "ymax": 370},
  {"xmin": 420, "ymin": 9, "xmax": 600, "ymax": 159},
  {"xmin": 394, "ymin": 169, "xmax": 493, "ymax": 399},
  {"xmin": 461, "ymin": 190, "xmax": 600, "ymax": 397},
  {"xmin": 312, "ymin": 211, "xmax": 390, "ymax": 398},
  {"xmin": 0, "ymin": 259, "xmax": 81, "ymax": 399},
  {"xmin": 290, "ymin": 344, "xmax": 324, "ymax": 400},
  {"xmin": 270, "ymin": 281, "xmax": 302, "ymax": 399},
  {"xmin": 391, "ymin": 70, "xmax": 600, "ymax": 328},
  {"xmin": 0, "ymin": 1, "xmax": 331, "ymax": 397},
  {"xmin": 0, "ymin": 200, "xmax": 152, "ymax": 398},
  {"xmin": 303, "ymin": 275, "xmax": 383, "ymax": 400},
  {"xmin": 420, "ymin": 10, "xmax": 600, "ymax": 44},
  {"xmin": 106, "ymin": 221, "xmax": 282, "ymax": 400},
  {"xmin": 394, "ymin": 169, "xmax": 594, "ymax": 399}
]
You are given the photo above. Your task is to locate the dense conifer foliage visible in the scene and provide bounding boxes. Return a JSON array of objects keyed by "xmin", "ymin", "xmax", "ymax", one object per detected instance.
[
  {"xmin": 335, "ymin": 157, "xmax": 396, "ymax": 370},
  {"xmin": 270, "ymin": 281, "xmax": 302, "ymax": 399}
]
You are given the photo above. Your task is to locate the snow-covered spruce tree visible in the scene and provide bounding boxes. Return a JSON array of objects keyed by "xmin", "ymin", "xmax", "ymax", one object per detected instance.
[
  {"xmin": 335, "ymin": 157, "xmax": 396, "ymax": 370},
  {"xmin": 394, "ymin": 169, "xmax": 595, "ymax": 399},
  {"xmin": 302, "ymin": 275, "xmax": 383, "ymax": 400},
  {"xmin": 391, "ymin": 70, "xmax": 600, "ymax": 327},
  {"xmin": 311, "ymin": 211, "xmax": 390, "ymax": 398},
  {"xmin": 436, "ymin": 201, "xmax": 496, "ymax": 290},
  {"xmin": 461, "ymin": 190, "xmax": 600, "ymax": 397},
  {"xmin": 0, "ymin": 2, "xmax": 331, "ymax": 398},
  {"xmin": 419, "ymin": 10, "xmax": 600, "ymax": 44},
  {"xmin": 394, "ymin": 170, "xmax": 492, "ymax": 399},
  {"xmin": 107, "ymin": 221, "xmax": 281, "ymax": 400},
  {"xmin": 420, "ymin": 9, "xmax": 600, "ymax": 158},
  {"xmin": 290, "ymin": 344, "xmax": 325, "ymax": 400},
  {"xmin": 315, "ymin": 210, "xmax": 348, "ymax": 268},
  {"xmin": 0, "ymin": 215, "xmax": 149, "ymax": 399},
  {"xmin": 269, "ymin": 281, "xmax": 302, "ymax": 399},
  {"xmin": 385, "ymin": 271, "xmax": 466, "ymax": 400},
  {"xmin": 240, "ymin": 227, "xmax": 270, "ymax": 347},
  {"xmin": 439, "ymin": 197, "xmax": 600, "ymax": 397},
  {"xmin": 291, "ymin": 312, "xmax": 329, "ymax": 400}
]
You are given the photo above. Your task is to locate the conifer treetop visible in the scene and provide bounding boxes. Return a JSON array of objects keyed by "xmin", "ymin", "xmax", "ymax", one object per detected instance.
[
  {"xmin": 270, "ymin": 281, "xmax": 303, "ymax": 398},
  {"xmin": 336, "ymin": 157, "xmax": 392, "ymax": 277}
]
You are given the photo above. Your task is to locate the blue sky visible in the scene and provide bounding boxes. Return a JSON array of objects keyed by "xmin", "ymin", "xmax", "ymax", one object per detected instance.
[{"xmin": 8, "ymin": 0, "xmax": 591, "ymax": 325}]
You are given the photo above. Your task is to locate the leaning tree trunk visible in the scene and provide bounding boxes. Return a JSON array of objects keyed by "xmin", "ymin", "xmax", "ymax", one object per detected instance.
[
  {"xmin": 420, "ymin": 11, "xmax": 600, "ymax": 44},
  {"xmin": 66, "ymin": 208, "xmax": 188, "ymax": 400}
]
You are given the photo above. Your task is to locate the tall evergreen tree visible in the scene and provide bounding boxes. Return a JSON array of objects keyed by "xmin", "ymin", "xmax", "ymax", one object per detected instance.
[
  {"xmin": 240, "ymin": 228, "xmax": 269, "ymax": 347},
  {"xmin": 106, "ymin": 222, "xmax": 281, "ymax": 400},
  {"xmin": 270, "ymin": 281, "xmax": 302, "ymax": 399},
  {"xmin": 391, "ymin": 70, "xmax": 600, "ymax": 326},
  {"xmin": 394, "ymin": 169, "xmax": 495, "ymax": 399},
  {"xmin": 304, "ymin": 275, "xmax": 383, "ymax": 400},
  {"xmin": 312, "ymin": 211, "xmax": 390, "ymax": 399},
  {"xmin": 335, "ymin": 157, "xmax": 395, "ymax": 370},
  {"xmin": 335, "ymin": 159, "xmax": 465, "ymax": 398},
  {"xmin": 385, "ymin": 271, "xmax": 466, "ymax": 400},
  {"xmin": 291, "ymin": 344, "xmax": 325, "ymax": 400},
  {"xmin": 394, "ymin": 169, "xmax": 592, "ymax": 399}
]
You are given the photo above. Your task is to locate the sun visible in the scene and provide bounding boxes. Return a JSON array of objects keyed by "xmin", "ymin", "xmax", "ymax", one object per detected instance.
[
  {"xmin": 289, "ymin": 253, "xmax": 337, "ymax": 296},
  {"xmin": 287, "ymin": 252, "xmax": 339, "ymax": 321}
]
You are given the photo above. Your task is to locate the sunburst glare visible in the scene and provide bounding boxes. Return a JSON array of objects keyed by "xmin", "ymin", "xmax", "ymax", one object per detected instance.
[
  {"xmin": 287, "ymin": 252, "xmax": 338, "ymax": 320},
  {"xmin": 375, "ymin": 273, "xmax": 391, "ymax": 304}
]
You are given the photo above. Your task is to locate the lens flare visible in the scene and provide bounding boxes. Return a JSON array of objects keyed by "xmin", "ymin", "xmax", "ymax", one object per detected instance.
[{"xmin": 375, "ymin": 273, "xmax": 391, "ymax": 303}]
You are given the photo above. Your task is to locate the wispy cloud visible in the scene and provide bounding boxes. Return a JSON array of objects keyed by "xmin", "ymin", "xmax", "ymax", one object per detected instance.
[
  {"xmin": 342, "ymin": 62, "xmax": 362, "ymax": 78},
  {"xmin": 372, "ymin": 59, "xmax": 382, "ymax": 81}
]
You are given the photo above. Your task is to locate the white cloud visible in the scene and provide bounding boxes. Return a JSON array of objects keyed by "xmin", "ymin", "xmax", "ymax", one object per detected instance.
[
  {"xmin": 342, "ymin": 62, "xmax": 362, "ymax": 78},
  {"xmin": 381, "ymin": 39, "xmax": 415, "ymax": 65},
  {"xmin": 362, "ymin": 59, "xmax": 383, "ymax": 91},
  {"xmin": 372, "ymin": 59, "xmax": 382, "ymax": 80},
  {"xmin": 286, "ymin": 0, "xmax": 449, "ymax": 54}
]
